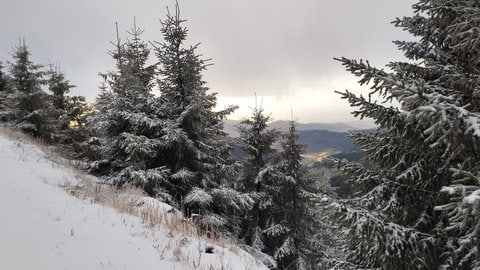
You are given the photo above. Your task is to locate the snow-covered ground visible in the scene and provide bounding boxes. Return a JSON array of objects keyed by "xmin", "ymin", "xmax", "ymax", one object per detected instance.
[{"xmin": 0, "ymin": 130, "xmax": 268, "ymax": 270}]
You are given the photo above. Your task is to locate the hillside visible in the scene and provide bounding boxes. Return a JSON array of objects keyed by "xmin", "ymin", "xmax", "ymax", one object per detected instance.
[
  {"xmin": 0, "ymin": 129, "xmax": 268, "ymax": 270},
  {"xmin": 224, "ymin": 119, "xmax": 372, "ymax": 153},
  {"xmin": 224, "ymin": 119, "xmax": 375, "ymax": 137},
  {"xmin": 297, "ymin": 129, "xmax": 358, "ymax": 153},
  {"xmin": 268, "ymin": 120, "xmax": 358, "ymax": 133}
]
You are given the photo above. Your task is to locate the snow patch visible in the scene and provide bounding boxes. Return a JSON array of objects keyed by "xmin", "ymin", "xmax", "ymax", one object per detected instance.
[
  {"xmin": 464, "ymin": 189, "xmax": 480, "ymax": 205},
  {"xmin": 0, "ymin": 132, "xmax": 268, "ymax": 270}
]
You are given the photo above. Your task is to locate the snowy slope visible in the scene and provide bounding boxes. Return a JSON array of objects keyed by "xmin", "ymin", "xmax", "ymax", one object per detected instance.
[{"xmin": 0, "ymin": 131, "xmax": 268, "ymax": 270}]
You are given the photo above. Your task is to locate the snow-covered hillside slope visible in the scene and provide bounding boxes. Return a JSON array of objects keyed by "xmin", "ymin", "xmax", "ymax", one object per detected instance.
[{"xmin": 0, "ymin": 130, "xmax": 267, "ymax": 270}]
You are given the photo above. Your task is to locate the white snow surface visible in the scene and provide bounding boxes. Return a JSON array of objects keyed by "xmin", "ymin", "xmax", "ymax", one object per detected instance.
[
  {"xmin": 0, "ymin": 132, "xmax": 267, "ymax": 270},
  {"xmin": 464, "ymin": 189, "xmax": 480, "ymax": 205}
]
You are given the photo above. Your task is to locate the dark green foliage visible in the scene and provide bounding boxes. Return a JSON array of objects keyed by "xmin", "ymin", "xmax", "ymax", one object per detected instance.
[
  {"xmin": 0, "ymin": 41, "xmax": 88, "ymax": 155},
  {"xmin": 47, "ymin": 65, "xmax": 73, "ymax": 113},
  {"xmin": 0, "ymin": 61, "xmax": 8, "ymax": 93},
  {"xmin": 236, "ymin": 104, "xmax": 280, "ymax": 253},
  {"xmin": 333, "ymin": 0, "xmax": 480, "ymax": 269},
  {"xmin": 236, "ymin": 105, "xmax": 280, "ymax": 194},
  {"xmin": 0, "ymin": 61, "xmax": 12, "ymax": 120},
  {"xmin": 89, "ymin": 22, "xmax": 170, "ymax": 196},
  {"xmin": 266, "ymin": 120, "xmax": 329, "ymax": 270},
  {"xmin": 237, "ymin": 115, "xmax": 333, "ymax": 269},
  {"xmin": 329, "ymin": 175, "xmax": 352, "ymax": 198},
  {"xmin": 46, "ymin": 65, "xmax": 90, "ymax": 156},
  {"xmin": 7, "ymin": 42, "xmax": 53, "ymax": 140},
  {"xmin": 153, "ymin": 5, "xmax": 247, "ymax": 233}
]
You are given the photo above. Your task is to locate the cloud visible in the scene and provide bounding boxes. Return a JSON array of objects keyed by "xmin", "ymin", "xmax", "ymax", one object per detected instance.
[
  {"xmin": 0, "ymin": 0, "xmax": 416, "ymax": 122},
  {"xmin": 216, "ymin": 74, "xmax": 372, "ymax": 123}
]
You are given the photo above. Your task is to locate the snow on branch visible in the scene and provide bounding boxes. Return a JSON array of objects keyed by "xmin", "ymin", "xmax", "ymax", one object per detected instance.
[{"xmin": 184, "ymin": 187, "xmax": 212, "ymax": 207}]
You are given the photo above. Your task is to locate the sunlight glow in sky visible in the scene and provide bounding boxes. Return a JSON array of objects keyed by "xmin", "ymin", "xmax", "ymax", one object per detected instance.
[{"xmin": 215, "ymin": 75, "xmax": 364, "ymax": 122}]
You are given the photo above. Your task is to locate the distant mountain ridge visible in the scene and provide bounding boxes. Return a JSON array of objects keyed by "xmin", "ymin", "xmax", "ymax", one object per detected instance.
[
  {"xmin": 268, "ymin": 120, "xmax": 358, "ymax": 132},
  {"xmin": 224, "ymin": 119, "xmax": 374, "ymax": 153},
  {"xmin": 297, "ymin": 129, "xmax": 357, "ymax": 153},
  {"xmin": 224, "ymin": 119, "xmax": 374, "ymax": 137}
]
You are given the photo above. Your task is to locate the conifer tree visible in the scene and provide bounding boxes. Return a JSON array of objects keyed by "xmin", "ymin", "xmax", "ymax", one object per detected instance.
[
  {"xmin": 47, "ymin": 65, "xmax": 73, "ymax": 115},
  {"xmin": 154, "ymin": 4, "xmax": 242, "ymax": 232},
  {"xmin": 332, "ymin": 0, "xmax": 480, "ymax": 269},
  {"xmin": 236, "ymin": 103, "xmax": 280, "ymax": 267},
  {"xmin": 46, "ymin": 64, "xmax": 89, "ymax": 152},
  {"xmin": 267, "ymin": 119, "xmax": 329, "ymax": 270},
  {"xmin": 0, "ymin": 61, "xmax": 7, "ymax": 93},
  {"xmin": 0, "ymin": 61, "xmax": 11, "ymax": 119},
  {"xmin": 7, "ymin": 41, "xmax": 52, "ymax": 140},
  {"xmin": 90, "ymin": 22, "xmax": 170, "ymax": 197}
]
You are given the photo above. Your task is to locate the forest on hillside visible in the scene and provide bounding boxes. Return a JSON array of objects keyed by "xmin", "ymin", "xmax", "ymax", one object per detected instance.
[{"xmin": 1, "ymin": 1, "xmax": 480, "ymax": 269}]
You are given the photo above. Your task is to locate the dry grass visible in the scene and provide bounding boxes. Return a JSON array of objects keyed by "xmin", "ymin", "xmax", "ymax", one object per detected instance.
[
  {"xmin": 1, "ymin": 125, "xmax": 263, "ymax": 269},
  {"xmin": 0, "ymin": 126, "xmax": 221, "ymax": 240},
  {"xmin": 0, "ymin": 126, "xmax": 200, "ymax": 235},
  {"xmin": 0, "ymin": 126, "xmax": 83, "ymax": 169},
  {"xmin": 0, "ymin": 126, "xmax": 47, "ymax": 150},
  {"xmin": 63, "ymin": 178, "xmax": 253, "ymax": 270},
  {"xmin": 63, "ymin": 177, "xmax": 192, "ymax": 235}
]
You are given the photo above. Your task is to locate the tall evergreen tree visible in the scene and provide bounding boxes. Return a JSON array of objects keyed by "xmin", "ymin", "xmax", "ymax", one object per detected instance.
[
  {"xmin": 236, "ymin": 103, "xmax": 280, "ymax": 267},
  {"xmin": 47, "ymin": 65, "xmax": 73, "ymax": 115},
  {"xmin": 0, "ymin": 61, "xmax": 11, "ymax": 119},
  {"xmin": 46, "ymin": 64, "xmax": 89, "ymax": 153},
  {"xmin": 90, "ymin": 22, "xmax": 170, "ymax": 197},
  {"xmin": 332, "ymin": 0, "xmax": 480, "ymax": 269},
  {"xmin": 47, "ymin": 66, "xmax": 81, "ymax": 130},
  {"xmin": 7, "ymin": 41, "xmax": 52, "ymax": 140},
  {"xmin": 154, "ymin": 4, "xmax": 242, "ymax": 232},
  {"xmin": 267, "ymin": 120, "xmax": 329, "ymax": 270},
  {"xmin": 0, "ymin": 61, "xmax": 7, "ymax": 93}
]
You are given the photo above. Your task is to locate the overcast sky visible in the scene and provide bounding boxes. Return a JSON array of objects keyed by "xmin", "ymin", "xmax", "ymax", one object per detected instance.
[{"xmin": 0, "ymin": 0, "xmax": 416, "ymax": 123}]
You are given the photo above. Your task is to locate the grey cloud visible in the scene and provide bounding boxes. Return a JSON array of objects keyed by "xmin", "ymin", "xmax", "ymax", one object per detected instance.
[{"xmin": 1, "ymin": 0, "xmax": 415, "ymax": 102}]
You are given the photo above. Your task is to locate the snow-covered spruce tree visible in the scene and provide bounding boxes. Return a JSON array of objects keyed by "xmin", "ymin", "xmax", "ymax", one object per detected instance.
[
  {"xmin": 7, "ymin": 41, "xmax": 53, "ymax": 140},
  {"xmin": 47, "ymin": 65, "xmax": 73, "ymax": 114},
  {"xmin": 236, "ymin": 103, "xmax": 280, "ymax": 267},
  {"xmin": 46, "ymin": 64, "xmax": 75, "ymax": 131},
  {"xmin": 0, "ymin": 60, "xmax": 11, "ymax": 120},
  {"xmin": 266, "ymin": 120, "xmax": 330, "ymax": 270},
  {"xmin": 332, "ymin": 1, "xmax": 480, "ymax": 268},
  {"xmin": 46, "ymin": 64, "xmax": 89, "ymax": 154},
  {"xmin": 0, "ymin": 61, "xmax": 8, "ymax": 95},
  {"xmin": 0, "ymin": 61, "xmax": 7, "ymax": 92},
  {"xmin": 90, "ymin": 23, "xmax": 170, "ymax": 197},
  {"xmin": 154, "ymin": 5, "xmax": 245, "ymax": 233}
]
